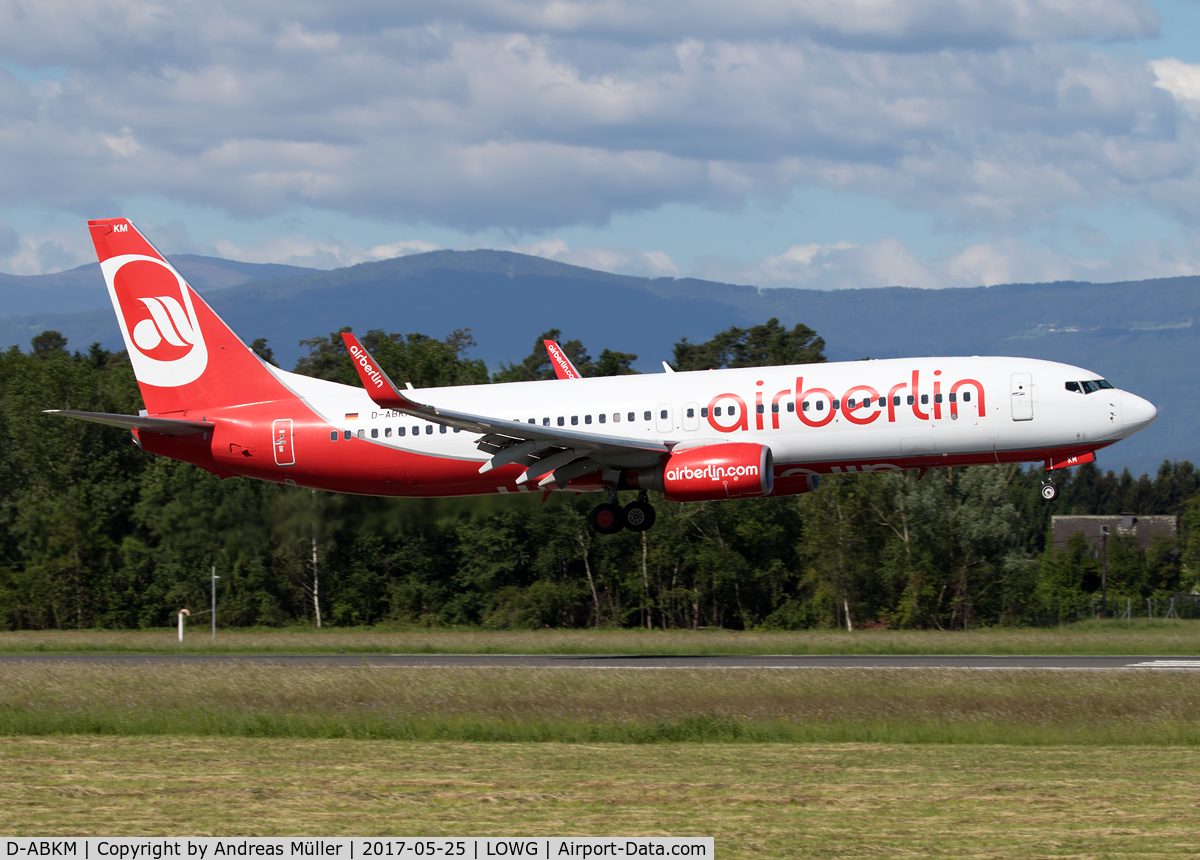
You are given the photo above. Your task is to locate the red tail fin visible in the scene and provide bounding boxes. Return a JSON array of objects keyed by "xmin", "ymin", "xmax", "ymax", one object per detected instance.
[{"xmin": 88, "ymin": 218, "xmax": 286, "ymax": 415}]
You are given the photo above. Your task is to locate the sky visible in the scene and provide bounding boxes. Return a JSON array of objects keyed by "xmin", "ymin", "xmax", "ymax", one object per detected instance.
[{"xmin": 2, "ymin": 0, "xmax": 1200, "ymax": 291}]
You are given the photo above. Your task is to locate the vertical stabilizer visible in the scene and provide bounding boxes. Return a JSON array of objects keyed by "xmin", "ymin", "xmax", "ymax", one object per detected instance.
[{"xmin": 88, "ymin": 218, "xmax": 287, "ymax": 415}]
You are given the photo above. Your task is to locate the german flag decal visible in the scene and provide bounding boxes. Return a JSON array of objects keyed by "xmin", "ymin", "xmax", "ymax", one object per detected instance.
[{"xmin": 344, "ymin": 413, "xmax": 359, "ymax": 421}]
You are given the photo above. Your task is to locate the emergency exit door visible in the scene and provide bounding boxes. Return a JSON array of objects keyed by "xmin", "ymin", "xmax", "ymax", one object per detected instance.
[
  {"xmin": 1010, "ymin": 373, "xmax": 1033, "ymax": 421},
  {"xmin": 272, "ymin": 418, "xmax": 296, "ymax": 466}
]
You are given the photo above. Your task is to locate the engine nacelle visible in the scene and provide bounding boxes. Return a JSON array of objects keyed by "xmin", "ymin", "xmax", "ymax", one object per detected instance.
[{"xmin": 632, "ymin": 443, "xmax": 774, "ymax": 502}]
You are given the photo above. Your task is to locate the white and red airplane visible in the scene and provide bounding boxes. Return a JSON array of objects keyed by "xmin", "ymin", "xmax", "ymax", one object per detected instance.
[{"xmin": 47, "ymin": 219, "xmax": 1158, "ymax": 533}]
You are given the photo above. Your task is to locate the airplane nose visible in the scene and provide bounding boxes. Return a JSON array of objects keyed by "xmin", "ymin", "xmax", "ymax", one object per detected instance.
[{"xmin": 1121, "ymin": 391, "xmax": 1157, "ymax": 438}]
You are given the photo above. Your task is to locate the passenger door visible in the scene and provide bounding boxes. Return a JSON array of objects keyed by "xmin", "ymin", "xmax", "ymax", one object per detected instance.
[{"xmin": 1010, "ymin": 373, "xmax": 1033, "ymax": 421}]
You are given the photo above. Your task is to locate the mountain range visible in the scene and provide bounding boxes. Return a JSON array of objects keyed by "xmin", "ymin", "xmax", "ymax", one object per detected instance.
[{"xmin": 1, "ymin": 250, "xmax": 1195, "ymax": 477}]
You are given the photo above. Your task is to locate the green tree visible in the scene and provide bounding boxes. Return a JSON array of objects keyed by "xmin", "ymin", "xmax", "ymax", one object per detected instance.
[{"xmin": 672, "ymin": 318, "xmax": 826, "ymax": 371}]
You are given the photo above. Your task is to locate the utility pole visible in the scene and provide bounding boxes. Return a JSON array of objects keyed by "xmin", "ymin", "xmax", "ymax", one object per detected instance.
[
  {"xmin": 312, "ymin": 489, "xmax": 321, "ymax": 629},
  {"xmin": 1100, "ymin": 525, "xmax": 1109, "ymax": 619},
  {"xmin": 212, "ymin": 565, "xmax": 220, "ymax": 641}
]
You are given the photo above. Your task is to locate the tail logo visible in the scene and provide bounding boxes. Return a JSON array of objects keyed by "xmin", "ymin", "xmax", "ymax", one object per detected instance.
[{"xmin": 101, "ymin": 254, "xmax": 209, "ymax": 387}]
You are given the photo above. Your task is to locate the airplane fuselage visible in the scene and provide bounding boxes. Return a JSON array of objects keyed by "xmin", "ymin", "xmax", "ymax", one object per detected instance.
[{"xmin": 140, "ymin": 354, "xmax": 1151, "ymax": 498}]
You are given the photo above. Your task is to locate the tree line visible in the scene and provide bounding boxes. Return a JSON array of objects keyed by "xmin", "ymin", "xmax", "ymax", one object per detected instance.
[{"xmin": 1, "ymin": 321, "xmax": 1197, "ymax": 631}]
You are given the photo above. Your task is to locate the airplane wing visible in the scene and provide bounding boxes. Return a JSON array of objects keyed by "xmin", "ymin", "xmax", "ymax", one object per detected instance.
[
  {"xmin": 341, "ymin": 333, "xmax": 668, "ymax": 487},
  {"xmin": 44, "ymin": 410, "xmax": 214, "ymax": 435},
  {"xmin": 544, "ymin": 340, "xmax": 582, "ymax": 379}
]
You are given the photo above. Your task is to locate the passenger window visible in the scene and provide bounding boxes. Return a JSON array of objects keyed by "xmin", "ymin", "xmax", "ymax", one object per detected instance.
[
  {"xmin": 343, "ymin": 430, "xmax": 352, "ymax": 440},
  {"xmin": 412, "ymin": 426, "xmax": 419, "ymax": 435},
  {"xmin": 371, "ymin": 428, "xmax": 379, "ymax": 438},
  {"xmin": 330, "ymin": 431, "xmax": 338, "ymax": 441},
  {"xmin": 557, "ymin": 417, "xmax": 565, "ymax": 426},
  {"xmin": 771, "ymin": 403, "xmax": 779, "ymax": 413},
  {"xmin": 425, "ymin": 425, "xmax": 433, "ymax": 435},
  {"xmin": 948, "ymin": 393, "xmax": 957, "ymax": 403},
  {"xmin": 585, "ymin": 415, "xmax": 592, "ymax": 424},
  {"xmin": 628, "ymin": 412, "xmax": 635, "ymax": 422},
  {"xmin": 357, "ymin": 429, "xmax": 365, "ymax": 439},
  {"xmin": 613, "ymin": 413, "xmax": 621, "ymax": 423},
  {"xmin": 963, "ymin": 392, "xmax": 971, "ymax": 402},
  {"xmin": 802, "ymin": 401, "xmax": 809, "ymax": 411},
  {"xmin": 687, "ymin": 408, "xmax": 695, "ymax": 418},
  {"xmin": 907, "ymin": 395, "xmax": 914, "ymax": 405},
  {"xmin": 877, "ymin": 397, "xmax": 886, "ymax": 407},
  {"xmin": 571, "ymin": 416, "xmax": 578, "ymax": 425},
  {"xmin": 934, "ymin": 393, "xmax": 943, "ymax": 403},
  {"xmin": 543, "ymin": 417, "xmax": 550, "ymax": 426},
  {"xmin": 921, "ymin": 394, "xmax": 929, "ymax": 405},
  {"xmin": 385, "ymin": 427, "xmax": 392, "ymax": 438},
  {"xmin": 892, "ymin": 395, "xmax": 900, "ymax": 406},
  {"xmin": 644, "ymin": 411, "xmax": 651, "ymax": 421},
  {"xmin": 831, "ymin": 400, "xmax": 839, "ymax": 409},
  {"xmin": 817, "ymin": 401, "xmax": 826, "ymax": 411},
  {"xmin": 599, "ymin": 414, "xmax": 606, "ymax": 424},
  {"xmin": 786, "ymin": 402, "xmax": 795, "ymax": 413},
  {"xmin": 1065, "ymin": 381, "xmax": 1081, "ymax": 393},
  {"xmin": 440, "ymin": 424, "xmax": 447, "ymax": 434},
  {"xmin": 701, "ymin": 407, "xmax": 709, "ymax": 417},
  {"xmin": 848, "ymin": 399, "xmax": 856, "ymax": 408},
  {"xmin": 714, "ymin": 406, "xmax": 722, "ymax": 417},
  {"xmin": 756, "ymin": 404, "xmax": 765, "ymax": 414},
  {"xmin": 659, "ymin": 409, "xmax": 667, "ymax": 420},
  {"xmin": 728, "ymin": 406, "xmax": 737, "ymax": 416},
  {"xmin": 398, "ymin": 427, "xmax": 406, "ymax": 436}
]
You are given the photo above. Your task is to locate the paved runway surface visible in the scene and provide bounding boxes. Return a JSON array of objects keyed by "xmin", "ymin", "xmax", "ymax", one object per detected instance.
[{"xmin": 1, "ymin": 654, "xmax": 1198, "ymax": 669}]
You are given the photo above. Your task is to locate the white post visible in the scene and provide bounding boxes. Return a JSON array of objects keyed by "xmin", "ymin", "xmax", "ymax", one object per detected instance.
[
  {"xmin": 212, "ymin": 566, "xmax": 220, "ymax": 641},
  {"xmin": 177, "ymin": 609, "xmax": 190, "ymax": 642}
]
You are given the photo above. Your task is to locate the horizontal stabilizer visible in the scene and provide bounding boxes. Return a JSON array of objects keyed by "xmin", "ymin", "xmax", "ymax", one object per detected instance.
[{"xmin": 44, "ymin": 410, "xmax": 214, "ymax": 435}]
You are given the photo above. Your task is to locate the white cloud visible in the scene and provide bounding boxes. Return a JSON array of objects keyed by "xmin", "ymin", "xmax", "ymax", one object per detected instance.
[
  {"xmin": 1151, "ymin": 57, "xmax": 1200, "ymax": 116},
  {"xmin": 729, "ymin": 233, "xmax": 1200, "ymax": 291},
  {"xmin": 211, "ymin": 235, "xmax": 441, "ymax": 269},
  {"xmin": 505, "ymin": 237, "xmax": 680, "ymax": 277},
  {"xmin": 0, "ymin": 0, "xmax": 1191, "ymax": 261}
]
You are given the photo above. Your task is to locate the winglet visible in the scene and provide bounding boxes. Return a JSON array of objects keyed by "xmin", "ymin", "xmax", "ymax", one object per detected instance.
[
  {"xmin": 544, "ymin": 340, "xmax": 582, "ymax": 379},
  {"xmin": 341, "ymin": 332, "xmax": 423, "ymax": 410}
]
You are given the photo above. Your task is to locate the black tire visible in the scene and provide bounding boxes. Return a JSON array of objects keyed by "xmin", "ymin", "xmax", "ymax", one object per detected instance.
[
  {"xmin": 1040, "ymin": 483, "xmax": 1058, "ymax": 501},
  {"xmin": 589, "ymin": 503, "xmax": 625, "ymax": 534},
  {"xmin": 623, "ymin": 501, "xmax": 657, "ymax": 532}
]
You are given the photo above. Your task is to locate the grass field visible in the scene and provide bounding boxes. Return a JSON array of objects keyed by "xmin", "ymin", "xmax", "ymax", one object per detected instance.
[
  {"xmin": 3, "ymin": 664, "xmax": 1199, "ymax": 745},
  {"xmin": 4, "ymin": 736, "xmax": 1200, "ymax": 858},
  {"xmin": 2, "ymin": 619, "xmax": 1199, "ymax": 655}
]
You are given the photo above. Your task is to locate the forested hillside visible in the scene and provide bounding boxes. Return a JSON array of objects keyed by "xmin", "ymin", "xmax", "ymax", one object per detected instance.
[{"xmin": 2, "ymin": 322, "xmax": 1198, "ymax": 631}]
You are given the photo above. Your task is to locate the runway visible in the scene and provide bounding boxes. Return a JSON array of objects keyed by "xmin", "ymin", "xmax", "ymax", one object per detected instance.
[{"xmin": 1, "ymin": 654, "xmax": 1198, "ymax": 669}]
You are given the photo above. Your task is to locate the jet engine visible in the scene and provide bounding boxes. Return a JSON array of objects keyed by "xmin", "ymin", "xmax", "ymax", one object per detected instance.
[{"xmin": 630, "ymin": 442, "xmax": 774, "ymax": 502}]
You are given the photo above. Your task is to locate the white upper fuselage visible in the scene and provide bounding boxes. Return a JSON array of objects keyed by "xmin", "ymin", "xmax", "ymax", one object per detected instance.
[{"xmin": 269, "ymin": 355, "xmax": 1155, "ymax": 479}]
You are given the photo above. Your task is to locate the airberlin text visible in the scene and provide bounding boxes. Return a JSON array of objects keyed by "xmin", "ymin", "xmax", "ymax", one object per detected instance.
[
  {"xmin": 666, "ymin": 463, "xmax": 757, "ymax": 482},
  {"xmin": 707, "ymin": 369, "xmax": 986, "ymax": 434},
  {"xmin": 347, "ymin": 344, "xmax": 386, "ymax": 392}
]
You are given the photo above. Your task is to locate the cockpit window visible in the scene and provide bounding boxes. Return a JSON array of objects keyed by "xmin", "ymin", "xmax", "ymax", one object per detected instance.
[{"xmin": 1067, "ymin": 379, "xmax": 1115, "ymax": 395}]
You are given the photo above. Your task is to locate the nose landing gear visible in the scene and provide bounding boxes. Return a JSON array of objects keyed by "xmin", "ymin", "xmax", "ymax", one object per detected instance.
[{"xmin": 1040, "ymin": 481, "xmax": 1058, "ymax": 501}]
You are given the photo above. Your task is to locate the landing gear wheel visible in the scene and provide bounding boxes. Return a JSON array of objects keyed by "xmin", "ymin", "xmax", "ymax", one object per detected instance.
[
  {"xmin": 623, "ymin": 501, "xmax": 656, "ymax": 532},
  {"xmin": 1040, "ymin": 482, "xmax": 1058, "ymax": 501},
  {"xmin": 589, "ymin": 503, "xmax": 625, "ymax": 534}
]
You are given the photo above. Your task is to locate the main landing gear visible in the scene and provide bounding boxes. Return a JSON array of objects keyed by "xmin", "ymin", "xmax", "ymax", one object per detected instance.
[
  {"xmin": 1040, "ymin": 481, "xmax": 1058, "ymax": 501},
  {"xmin": 589, "ymin": 491, "xmax": 656, "ymax": 533}
]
